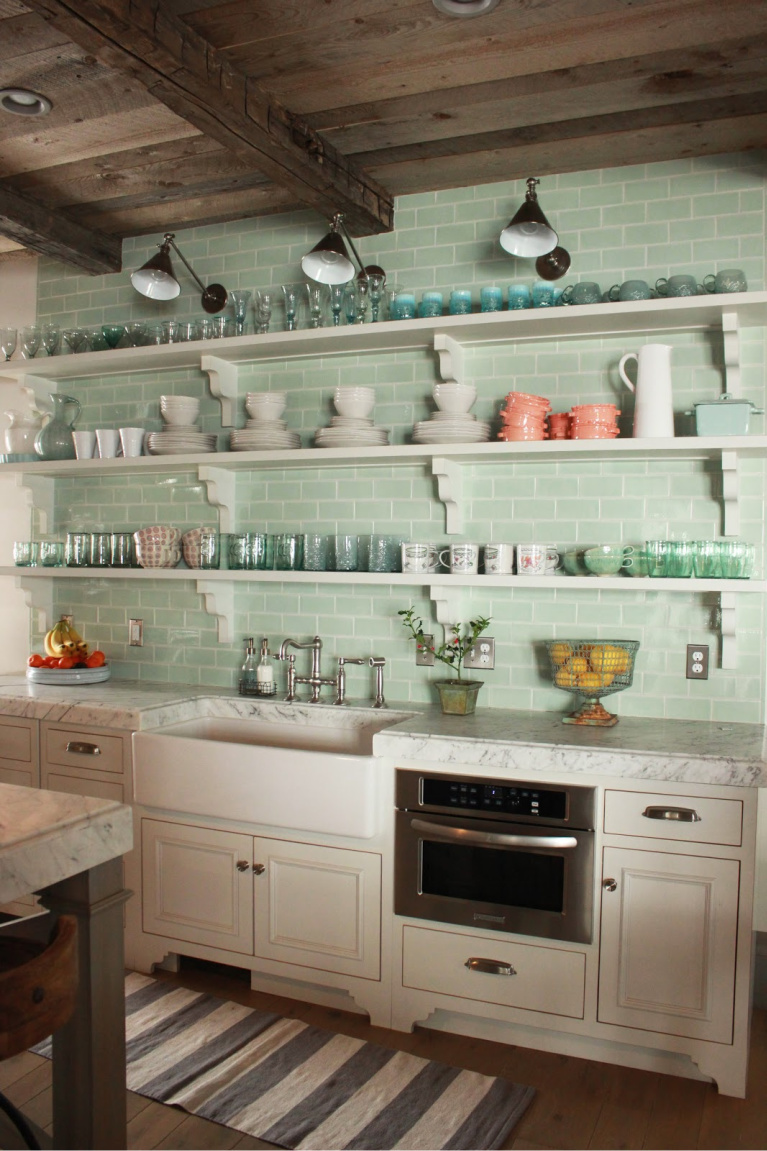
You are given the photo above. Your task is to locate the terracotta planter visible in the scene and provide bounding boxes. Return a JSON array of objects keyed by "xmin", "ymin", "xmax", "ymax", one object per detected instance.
[{"xmin": 434, "ymin": 679, "xmax": 482, "ymax": 715}]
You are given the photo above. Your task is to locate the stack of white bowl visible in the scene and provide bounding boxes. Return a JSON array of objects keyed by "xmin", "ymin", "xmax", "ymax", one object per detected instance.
[
  {"xmin": 315, "ymin": 386, "xmax": 389, "ymax": 448},
  {"xmin": 230, "ymin": 391, "xmax": 301, "ymax": 451},
  {"xmin": 413, "ymin": 382, "xmax": 490, "ymax": 444},
  {"xmin": 146, "ymin": 395, "xmax": 217, "ymax": 455}
]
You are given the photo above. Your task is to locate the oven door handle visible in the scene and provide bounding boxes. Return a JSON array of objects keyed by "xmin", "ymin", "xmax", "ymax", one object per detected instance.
[{"xmin": 409, "ymin": 819, "xmax": 578, "ymax": 850}]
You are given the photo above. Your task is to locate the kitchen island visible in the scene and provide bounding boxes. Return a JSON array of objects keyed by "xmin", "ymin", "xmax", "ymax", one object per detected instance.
[{"xmin": 0, "ymin": 780, "xmax": 133, "ymax": 1149}]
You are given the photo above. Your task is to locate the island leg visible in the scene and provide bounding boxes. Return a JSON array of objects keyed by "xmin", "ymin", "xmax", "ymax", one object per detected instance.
[{"xmin": 40, "ymin": 858, "xmax": 131, "ymax": 1150}]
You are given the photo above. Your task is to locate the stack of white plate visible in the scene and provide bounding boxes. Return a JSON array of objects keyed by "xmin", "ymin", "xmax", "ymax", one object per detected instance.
[
  {"xmin": 230, "ymin": 419, "xmax": 302, "ymax": 451},
  {"xmin": 146, "ymin": 428, "xmax": 218, "ymax": 455},
  {"xmin": 412, "ymin": 412, "xmax": 491, "ymax": 444},
  {"xmin": 314, "ymin": 416, "xmax": 390, "ymax": 448}
]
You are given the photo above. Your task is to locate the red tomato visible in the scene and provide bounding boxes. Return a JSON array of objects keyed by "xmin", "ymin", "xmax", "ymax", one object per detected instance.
[
  {"xmin": 57, "ymin": 656, "xmax": 75, "ymax": 669},
  {"xmin": 42, "ymin": 656, "xmax": 58, "ymax": 667},
  {"xmin": 28, "ymin": 654, "xmax": 44, "ymax": 667},
  {"xmin": 86, "ymin": 651, "xmax": 106, "ymax": 668}
]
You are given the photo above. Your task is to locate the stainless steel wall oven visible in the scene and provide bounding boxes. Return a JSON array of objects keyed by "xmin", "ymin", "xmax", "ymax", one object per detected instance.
[{"xmin": 395, "ymin": 770, "xmax": 596, "ymax": 944}]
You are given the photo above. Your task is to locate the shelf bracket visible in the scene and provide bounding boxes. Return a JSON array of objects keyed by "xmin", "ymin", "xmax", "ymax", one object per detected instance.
[
  {"xmin": 720, "ymin": 450, "xmax": 739, "ymax": 537},
  {"xmin": 198, "ymin": 466, "xmax": 236, "ymax": 534},
  {"xmin": 721, "ymin": 311, "xmax": 741, "ymax": 397},
  {"xmin": 16, "ymin": 575, "xmax": 52, "ymax": 634},
  {"xmin": 201, "ymin": 355, "xmax": 238, "ymax": 427},
  {"xmin": 195, "ymin": 579, "xmax": 233, "ymax": 644},
  {"xmin": 719, "ymin": 592, "xmax": 737, "ymax": 670},
  {"xmin": 433, "ymin": 334, "xmax": 465, "ymax": 387},
  {"xmin": 16, "ymin": 473, "xmax": 54, "ymax": 535},
  {"xmin": 432, "ymin": 456, "xmax": 463, "ymax": 534}
]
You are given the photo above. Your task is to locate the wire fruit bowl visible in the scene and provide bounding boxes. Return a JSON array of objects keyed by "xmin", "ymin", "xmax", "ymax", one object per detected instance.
[{"xmin": 545, "ymin": 640, "xmax": 640, "ymax": 726}]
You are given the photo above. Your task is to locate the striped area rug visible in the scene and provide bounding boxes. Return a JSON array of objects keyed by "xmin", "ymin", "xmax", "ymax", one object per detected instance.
[{"xmin": 40, "ymin": 972, "xmax": 535, "ymax": 1149}]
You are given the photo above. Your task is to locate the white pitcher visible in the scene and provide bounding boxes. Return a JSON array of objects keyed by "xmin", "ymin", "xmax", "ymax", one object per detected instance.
[{"xmin": 618, "ymin": 343, "xmax": 675, "ymax": 438}]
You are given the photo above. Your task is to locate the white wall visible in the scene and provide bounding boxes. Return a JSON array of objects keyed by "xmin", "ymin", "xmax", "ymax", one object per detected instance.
[{"xmin": 0, "ymin": 258, "xmax": 39, "ymax": 671}]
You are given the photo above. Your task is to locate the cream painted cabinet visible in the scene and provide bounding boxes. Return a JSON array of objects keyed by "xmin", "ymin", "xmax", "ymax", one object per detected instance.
[
  {"xmin": 598, "ymin": 845, "xmax": 740, "ymax": 1044},
  {"xmin": 0, "ymin": 716, "xmax": 39, "ymax": 789},
  {"xmin": 40, "ymin": 721, "xmax": 132, "ymax": 804},
  {"xmin": 141, "ymin": 819, "xmax": 381, "ymax": 979}
]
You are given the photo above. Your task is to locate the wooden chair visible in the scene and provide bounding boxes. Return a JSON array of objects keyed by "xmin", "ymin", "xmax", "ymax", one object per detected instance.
[{"xmin": 0, "ymin": 913, "xmax": 78, "ymax": 1149}]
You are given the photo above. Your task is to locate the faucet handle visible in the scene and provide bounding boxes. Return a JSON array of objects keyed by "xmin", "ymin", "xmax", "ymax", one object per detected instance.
[{"xmin": 369, "ymin": 657, "xmax": 386, "ymax": 708}]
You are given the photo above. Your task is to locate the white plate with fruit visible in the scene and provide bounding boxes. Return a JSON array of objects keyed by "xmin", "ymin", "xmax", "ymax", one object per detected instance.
[{"xmin": 27, "ymin": 619, "xmax": 109, "ymax": 685}]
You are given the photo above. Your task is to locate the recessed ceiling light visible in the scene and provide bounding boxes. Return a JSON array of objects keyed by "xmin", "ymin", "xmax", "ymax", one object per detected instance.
[
  {"xmin": 432, "ymin": 0, "xmax": 501, "ymax": 16},
  {"xmin": 0, "ymin": 88, "xmax": 53, "ymax": 116}
]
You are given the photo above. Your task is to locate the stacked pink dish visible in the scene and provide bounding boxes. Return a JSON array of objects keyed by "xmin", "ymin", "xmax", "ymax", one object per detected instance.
[
  {"xmin": 569, "ymin": 403, "xmax": 620, "ymax": 439},
  {"xmin": 548, "ymin": 412, "xmax": 571, "ymax": 439},
  {"xmin": 498, "ymin": 391, "xmax": 551, "ymax": 442}
]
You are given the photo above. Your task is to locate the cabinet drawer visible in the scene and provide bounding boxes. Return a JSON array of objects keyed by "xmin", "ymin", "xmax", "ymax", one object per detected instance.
[
  {"xmin": 604, "ymin": 789, "xmax": 742, "ymax": 847},
  {"xmin": 45, "ymin": 770, "xmax": 125, "ymax": 804},
  {"xmin": 402, "ymin": 924, "xmax": 585, "ymax": 1019},
  {"xmin": 0, "ymin": 717, "xmax": 36, "ymax": 766},
  {"xmin": 42, "ymin": 725, "xmax": 126, "ymax": 775}
]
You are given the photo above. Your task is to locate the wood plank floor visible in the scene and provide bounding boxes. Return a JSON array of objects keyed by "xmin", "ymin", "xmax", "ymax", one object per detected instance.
[{"xmin": 2, "ymin": 958, "xmax": 766, "ymax": 1150}]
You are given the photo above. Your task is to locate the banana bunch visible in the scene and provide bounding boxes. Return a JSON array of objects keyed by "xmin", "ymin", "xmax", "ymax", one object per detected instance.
[{"xmin": 43, "ymin": 618, "xmax": 88, "ymax": 661}]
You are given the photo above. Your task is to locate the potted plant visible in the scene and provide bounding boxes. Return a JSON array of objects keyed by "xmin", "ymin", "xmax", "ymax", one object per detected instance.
[{"xmin": 398, "ymin": 606, "xmax": 491, "ymax": 715}]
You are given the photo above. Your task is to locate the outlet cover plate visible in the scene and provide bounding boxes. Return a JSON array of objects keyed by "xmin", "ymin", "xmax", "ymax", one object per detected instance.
[
  {"xmin": 415, "ymin": 634, "xmax": 435, "ymax": 666},
  {"xmin": 686, "ymin": 644, "xmax": 709, "ymax": 680},
  {"xmin": 129, "ymin": 618, "xmax": 144, "ymax": 647},
  {"xmin": 464, "ymin": 637, "xmax": 495, "ymax": 670}
]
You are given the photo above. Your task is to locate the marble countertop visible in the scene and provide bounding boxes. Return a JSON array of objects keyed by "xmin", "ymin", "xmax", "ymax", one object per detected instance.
[
  {"xmin": 0, "ymin": 780, "xmax": 134, "ymax": 903},
  {"xmin": 0, "ymin": 675, "xmax": 765, "ymax": 787}
]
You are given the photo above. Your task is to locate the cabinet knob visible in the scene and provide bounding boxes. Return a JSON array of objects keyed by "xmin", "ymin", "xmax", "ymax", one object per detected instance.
[
  {"xmin": 464, "ymin": 957, "xmax": 516, "ymax": 976},
  {"xmin": 603, "ymin": 877, "xmax": 617, "ymax": 892},
  {"xmin": 236, "ymin": 860, "xmax": 250, "ymax": 872},
  {"xmin": 252, "ymin": 863, "xmax": 265, "ymax": 875}
]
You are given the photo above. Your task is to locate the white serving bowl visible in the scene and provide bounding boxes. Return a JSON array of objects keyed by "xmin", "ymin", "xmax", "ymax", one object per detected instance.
[
  {"xmin": 334, "ymin": 387, "xmax": 375, "ymax": 419},
  {"xmin": 433, "ymin": 382, "xmax": 477, "ymax": 414},
  {"xmin": 246, "ymin": 392, "xmax": 287, "ymax": 420}
]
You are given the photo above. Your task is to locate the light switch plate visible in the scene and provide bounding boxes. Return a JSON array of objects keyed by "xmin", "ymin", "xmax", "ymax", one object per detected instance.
[{"xmin": 464, "ymin": 637, "xmax": 495, "ymax": 670}]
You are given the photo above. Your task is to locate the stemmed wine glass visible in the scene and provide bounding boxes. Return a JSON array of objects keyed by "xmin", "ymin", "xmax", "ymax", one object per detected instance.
[
  {"xmin": 255, "ymin": 290, "xmax": 272, "ymax": 334},
  {"xmin": 354, "ymin": 278, "xmax": 370, "ymax": 324},
  {"xmin": 63, "ymin": 328, "xmax": 89, "ymax": 354},
  {"xmin": 229, "ymin": 290, "xmax": 252, "ymax": 336},
  {"xmin": 41, "ymin": 324, "xmax": 61, "ymax": 357},
  {"xmin": 281, "ymin": 283, "xmax": 301, "ymax": 332},
  {"xmin": 20, "ymin": 325, "xmax": 41, "ymax": 359},
  {"xmin": 0, "ymin": 328, "xmax": 17, "ymax": 361},
  {"xmin": 304, "ymin": 284, "xmax": 326, "ymax": 328},
  {"xmin": 367, "ymin": 273, "xmax": 386, "ymax": 322},
  {"xmin": 328, "ymin": 283, "xmax": 349, "ymax": 327}
]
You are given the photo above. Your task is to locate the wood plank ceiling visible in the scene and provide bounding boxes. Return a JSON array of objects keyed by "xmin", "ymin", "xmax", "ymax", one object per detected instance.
[{"xmin": 0, "ymin": 0, "xmax": 765, "ymax": 271}]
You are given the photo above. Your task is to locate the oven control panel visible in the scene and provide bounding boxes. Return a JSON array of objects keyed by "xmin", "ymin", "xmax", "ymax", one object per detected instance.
[{"xmin": 421, "ymin": 777, "xmax": 567, "ymax": 820}]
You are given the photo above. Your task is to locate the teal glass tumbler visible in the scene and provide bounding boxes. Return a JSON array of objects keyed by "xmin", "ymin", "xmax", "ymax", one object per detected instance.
[
  {"xmin": 13, "ymin": 541, "xmax": 37, "ymax": 567},
  {"xmin": 39, "ymin": 540, "xmax": 64, "ymax": 567},
  {"xmin": 198, "ymin": 529, "xmax": 220, "ymax": 570},
  {"xmin": 480, "ymin": 285, "xmax": 503, "ymax": 312},
  {"xmin": 692, "ymin": 540, "xmax": 722, "ymax": 578},
  {"xmin": 449, "ymin": 289, "xmax": 472, "ymax": 315},
  {"xmin": 419, "ymin": 291, "xmax": 443, "ymax": 318},
  {"xmin": 645, "ymin": 540, "xmax": 671, "ymax": 577},
  {"xmin": 302, "ymin": 533, "xmax": 330, "ymax": 571},
  {"xmin": 720, "ymin": 540, "xmax": 755, "ymax": 579},
  {"xmin": 275, "ymin": 532, "xmax": 303, "ymax": 571},
  {"xmin": 65, "ymin": 532, "xmax": 91, "ymax": 567},
  {"xmin": 508, "ymin": 284, "xmax": 532, "ymax": 310},
  {"xmin": 667, "ymin": 540, "xmax": 694, "ymax": 578}
]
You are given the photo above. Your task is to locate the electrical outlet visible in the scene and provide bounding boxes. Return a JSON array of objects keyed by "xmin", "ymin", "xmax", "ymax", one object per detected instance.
[
  {"xmin": 464, "ymin": 637, "xmax": 495, "ymax": 670},
  {"xmin": 415, "ymin": 634, "xmax": 435, "ymax": 666},
  {"xmin": 129, "ymin": 618, "xmax": 144, "ymax": 647},
  {"xmin": 686, "ymin": 644, "xmax": 709, "ymax": 680}
]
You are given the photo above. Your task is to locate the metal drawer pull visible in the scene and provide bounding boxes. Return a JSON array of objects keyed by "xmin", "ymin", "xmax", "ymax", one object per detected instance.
[
  {"xmin": 410, "ymin": 819, "xmax": 577, "ymax": 851},
  {"xmin": 642, "ymin": 805, "xmax": 701, "ymax": 823},
  {"xmin": 65, "ymin": 741, "xmax": 101, "ymax": 756},
  {"xmin": 465, "ymin": 957, "xmax": 516, "ymax": 977}
]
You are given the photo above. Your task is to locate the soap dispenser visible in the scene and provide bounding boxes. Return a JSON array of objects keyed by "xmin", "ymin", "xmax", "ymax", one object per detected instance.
[
  {"xmin": 239, "ymin": 637, "xmax": 259, "ymax": 696},
  {"xmin": 256, "ymin": 637, "xmax": 275, "ymax": 695}
]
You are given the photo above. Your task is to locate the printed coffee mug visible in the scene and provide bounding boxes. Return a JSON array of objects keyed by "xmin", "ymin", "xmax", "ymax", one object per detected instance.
[
  {"xmin": 516, "ymin": 543, "xmax": 561, "ymax": 575},
  {"xmin": 439, "ymin": 543, "xmax": 479, "ymax": 574},
  {"xmin": 483, "ymin": 543, "xmax": 515, "ymax": 574},
  {"xmin": 401, "ymin": 542, "xmax": 439, "ymax": 573}
]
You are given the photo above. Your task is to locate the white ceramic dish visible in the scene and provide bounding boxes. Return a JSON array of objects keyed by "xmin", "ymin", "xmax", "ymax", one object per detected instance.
[{"xmin": 26, "ymin": 665, "xmax": 111, "ymax": 685}]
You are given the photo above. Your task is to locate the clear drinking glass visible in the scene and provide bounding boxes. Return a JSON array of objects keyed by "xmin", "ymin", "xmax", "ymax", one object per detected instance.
[
  {"xmin": 281, "ymin": 284, "xmax": 301, "ymax": 332},
  {"xmin": 274, "ymin": 533, "xmax": 303, "ymax": 571},
  {"xmin": 302, "ymin": 533, "xmax": 330, "ymax": 571},
  {"xmin": 89, "ymin": 532, "xmax": 111, "ymax": 567},
  {"xmin": 667, "ymin": 540, "xmax": 694, "ymax": 578},
  {"xmin": 229, "ymin": 290, "xmax": 252, "ymax": 336},
  {"xmin": 110, "ymin": 532, "xmax": 135, "ymax": 568},
  {"xmin": 692, "ymin": 540, "xmax": 723, "ymax": 578},
  {"xmin": 367, "ymin": 273, "xmax": 386, "ymax": 322},
  {"xmin": 63, "ymin": 328, "xmax": 89, "ymax": 354},
  {"xmin": 125, "ymin": 322, "xmax": 147, "ymax": 347},
  {"xmin": 39, "ymin": 540, "xmax": 64, "ymax": 567},
  {"xmin": 21, "ymin": 325, "xmax": 42, "ymax": 359},
  {"xmin": 198, "ymin": 529, "xmax": 220, "ymax": 570},
  {"xmin": 333, "ymin": 533, "xmax": 358, "ymax": 571},
  {"xmin": 645, "ymin": 540, "xmax": 671, "ymax": 577},
  {"xmin": 65, "ymin": 532, "xmax": 91, "ymax": 566},
  {"xmin": 255, "ymin": 290, "xmax": 273, "ymax": 334},
  {"xmin": 0, "ymin": 328, "xmax": 17, "ymax": 361},
  {"xmin": 305, "ymin": 284, "xmax": 326, "ymax": 328},
  {"xmin": 720, "ymin": 541, "xmax": 755, "ymax": 579},
  {"xmin": 40, "ymin": 324, "xmax": 61, "ymax": 357},
  {"xmin": 13, "ymin": 541, "xmax": 37, "ymax": 566},
  {"xmin": 328, "ymin": 283, "xmax": 348, "ymax": 327}
]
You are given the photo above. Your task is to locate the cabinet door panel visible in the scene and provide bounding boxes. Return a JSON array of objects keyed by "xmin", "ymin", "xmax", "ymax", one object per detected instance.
[
  {"xmin": 0, "ymin": 766, "xmax": 36, "ymax": 788},
  {"xmin": 0, "ymin": 718, "xmax": 36, "ymax": 765},
  {"xmin": 253, "ymin": 837, "xmax": 381, "ymax": 980},
  {"xmin": 142, "ymin": 819, "xmax": 253, "ymax": 955},
  {"xmin": 43, "ymin": 769, "xmax": 124, "ymax": 803},
  {"xmin": 598, "ymin": 846, "xmax": 739, "ymax": 1043}
]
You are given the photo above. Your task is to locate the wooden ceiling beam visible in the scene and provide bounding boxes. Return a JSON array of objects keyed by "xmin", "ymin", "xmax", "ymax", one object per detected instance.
[
  {"xmin": 0, "ymin": 182, "xmax": 122, "ymax": 273},
  {"xmin": 20, "ymin": 0, "xmax": 394, "ymax": 235}
]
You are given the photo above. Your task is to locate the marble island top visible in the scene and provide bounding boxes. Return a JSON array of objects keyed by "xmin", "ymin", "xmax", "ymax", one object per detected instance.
[
  {"xmin": 0, "ymin": 674, "xmax": 765, "ymax": 787},
  {"xmin": 0, "ymin": 781, "xmax": 133, "ymax": 904}
]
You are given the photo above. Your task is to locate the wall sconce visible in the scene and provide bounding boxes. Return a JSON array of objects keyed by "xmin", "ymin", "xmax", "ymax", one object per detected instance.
[
  {"xmin": 499, "ymin": 177, "xmax": 558, "ymax": 259},
  {"xmin": 130, "ymin": 233, "xmax": 228, "ymax": 313},
  {"xmin": 301, "ymin": 214, "xmax": 385, "ymax": 285}
]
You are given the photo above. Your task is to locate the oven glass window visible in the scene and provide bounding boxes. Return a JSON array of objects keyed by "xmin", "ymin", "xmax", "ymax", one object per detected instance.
[{"xmin": 421, "ymin": 840, "xmax": 565, "ymax": 913}]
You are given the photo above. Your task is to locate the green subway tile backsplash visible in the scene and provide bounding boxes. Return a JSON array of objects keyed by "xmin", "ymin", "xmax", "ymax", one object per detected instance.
[{"xmin": 26, "ymin": 153, "xmax": 766, "ymax": 720}]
